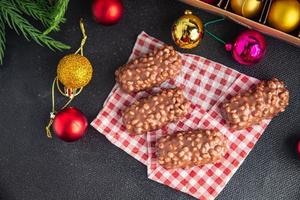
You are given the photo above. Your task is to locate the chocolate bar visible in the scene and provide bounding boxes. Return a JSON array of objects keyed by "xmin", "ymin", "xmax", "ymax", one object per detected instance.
[
  {"xmin": 115, "ymin": 46, "xmax": 182, "ymax": 93},
  {"xmin": 156, "ymin": 130, "xmax": 228, "ymax": 169},
  {"xmin": 122, "ymin": 88, "xmax": 190, "ymax": 134},
  {"xmin": 222, "ymin": 78, "xmax": 289, "ymax": 130}
]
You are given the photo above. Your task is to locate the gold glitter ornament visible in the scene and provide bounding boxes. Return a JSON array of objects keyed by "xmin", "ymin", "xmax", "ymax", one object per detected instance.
[
  {"xmin": 57, "ymin": 54, "xmax": 93, "ymax": 89},
  {"xmin": 171, "ymin": 10, "xmax": 204, "ymax": 49}
]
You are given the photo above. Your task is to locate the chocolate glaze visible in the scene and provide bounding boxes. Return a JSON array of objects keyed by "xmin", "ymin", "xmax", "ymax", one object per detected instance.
[
  {"xmin": 156, "ymin": 130, "xmax": 228, "ymax": 169},
  {"xmin": 122, "ymin": 88, "xmax": 190, "ymax": 135},
  {"xmin": 115, "ymin": 46, "xmax": 182, "ymax": 93},
  {"xmin": 222, "ymin": 78, "xmax": 289, "ymax": 130}
]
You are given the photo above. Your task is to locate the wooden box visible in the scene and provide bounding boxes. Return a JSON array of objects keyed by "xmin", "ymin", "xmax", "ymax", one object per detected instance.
[{"xmin": 179, "ymin": 0, "xmax": 300, "ymax": 47}]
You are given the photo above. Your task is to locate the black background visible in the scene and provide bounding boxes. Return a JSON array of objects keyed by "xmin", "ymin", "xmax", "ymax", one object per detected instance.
[{"xmin": 0, "ymin": 0, "xmax": 300, "ymax": 200}]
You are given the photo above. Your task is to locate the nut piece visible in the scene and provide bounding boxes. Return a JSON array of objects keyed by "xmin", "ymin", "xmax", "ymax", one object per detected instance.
[
  {"xmin": 222, "ymin": 78, "xmax": 289, "ymax": 130},
  {"xmin": 156, "ymin": 130, "xmax": 228, "ymax": 169},
  {"xmin": 122, "ymin": 88, "xmax": 190, "ymax": 134},
  {"xmin": 115, "ymin": 46, "xmax": 182, "ymax": 93}
]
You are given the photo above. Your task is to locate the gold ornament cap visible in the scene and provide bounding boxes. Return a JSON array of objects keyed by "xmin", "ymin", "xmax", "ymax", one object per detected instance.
[
  {"xmin": 57, "ymin": 54, "xmax": 93, "ymax": 89},
  {"xmin": 267, "ymin": 0, "xmax": 300, "ymax": 33},
  {"xmin": 171, "ymin": 10, "xmax": 204, "ymax": 49}
]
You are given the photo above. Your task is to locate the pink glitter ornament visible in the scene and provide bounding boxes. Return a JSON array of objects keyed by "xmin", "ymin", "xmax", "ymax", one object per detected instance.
[{"xmin": 226, "ymin": 30, "xmax": 266, "ymax": 65}]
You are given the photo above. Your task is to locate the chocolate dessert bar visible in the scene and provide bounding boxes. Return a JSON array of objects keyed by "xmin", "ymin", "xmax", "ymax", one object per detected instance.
[
  {"xmin": 222, "ymin": 78, "xmax": 289, "ymax": 130},
  {"xmin": 122, "ymin": 88, "xmax": 190, "ymax": 134},
  {"xmin": 156, "ymin": 130, "xmax": 228, "ymax": 169},
  {"xmin": 115, "ymin": 46, "xmax": 182, "ymax": 93}
]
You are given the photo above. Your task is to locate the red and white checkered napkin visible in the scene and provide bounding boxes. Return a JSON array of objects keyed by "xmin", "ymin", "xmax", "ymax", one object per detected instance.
[{"xmin": 91, "ymin": 32, "xmax": 270, "ymax": 200}]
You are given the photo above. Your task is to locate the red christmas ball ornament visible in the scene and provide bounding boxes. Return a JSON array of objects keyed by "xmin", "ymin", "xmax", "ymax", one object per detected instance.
[
  {"xmin": 53, "ymin": 107, "xmax": 88, "ymax": 142},
  {"xmin": 92, "ymin": 0, "xmax": 124, "ymax": 25}
]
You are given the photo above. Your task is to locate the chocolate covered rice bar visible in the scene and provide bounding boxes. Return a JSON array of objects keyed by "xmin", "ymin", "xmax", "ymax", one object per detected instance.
[
  {"xmin": 222, "ymin": 78, "xmax": 289, "ymax": 130},
  {"xmin": 156, "ymin": 130, "xmax": 228, "ymax": 169},
  {"xmin": 115, "ymin": 46, "xmax": 182, "ymax": 93},
  {"xmin": 122, "ymin": 88, "xmax": 190, "ymax": 134}
]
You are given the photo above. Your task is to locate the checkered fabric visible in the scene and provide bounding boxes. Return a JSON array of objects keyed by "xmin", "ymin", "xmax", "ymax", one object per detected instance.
[{"xmin": 91, "ymin": 32, "xmax": 270, "ymax": 200}]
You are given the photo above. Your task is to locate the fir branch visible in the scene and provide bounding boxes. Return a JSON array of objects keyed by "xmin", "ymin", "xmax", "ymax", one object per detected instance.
[
  {"xmin": 0, "ymin": 16, "xmax": 6, "ymax": 65},
  {"xmin": 35, "ymin": 0, "xmax": 51, "ymax": 10},
  {"xmin": 0, "ymin": 0, "xmax": 70, "ymax": 51},
  {"xmin": 13, "ymin": 0, "xmax": 51, "ymax": 27},
  {"xmin": 43, "ymin": 0, "xmax": 69, "ymax": 35}
]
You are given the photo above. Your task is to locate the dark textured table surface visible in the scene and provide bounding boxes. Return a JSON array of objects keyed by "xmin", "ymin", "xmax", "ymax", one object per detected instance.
[{"xmin": 1, "ymin": 1, "xmax": 300, "ymax": 200}]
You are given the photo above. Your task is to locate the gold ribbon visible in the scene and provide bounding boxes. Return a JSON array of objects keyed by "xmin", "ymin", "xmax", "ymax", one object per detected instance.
[{"xmin": 75, "ymin": 18, "xmax": 87, "ymax": 56}]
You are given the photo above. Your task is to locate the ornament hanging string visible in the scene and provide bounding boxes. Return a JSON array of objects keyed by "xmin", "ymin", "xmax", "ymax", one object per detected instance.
[
  {"xmin": 204, "ymin": 17, "xmax": 227, "ymax": 45},
  {"xmin": 45, "ymin": 77, "xmax": 74, "ymax": 138},
  {"xmin": 45, "ymin": 19, "xmax": 88, "ymax": 138},
  {"xmin": 75, "ymin": 18, "xmax": 87, "ymax": 56}
]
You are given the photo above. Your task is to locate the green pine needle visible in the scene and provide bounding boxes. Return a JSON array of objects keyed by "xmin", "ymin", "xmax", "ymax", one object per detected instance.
[
  {"xmin": 0, "ymin": 0, "xmax": 70, "ymax": 53},
  {"xmin": 13, "ymin": 0, "xmax": 51, "ymax": 28},
  {"xmin": 35, "ymin": 0, "xmax": 51, "ymax": 9},
  {"xmin": 0, "ymin": 16, "xmax": 6, "ymax": 65},
  {"xmin": 43, "ymin": 0, "xmax": 69, "ymax": 35}
]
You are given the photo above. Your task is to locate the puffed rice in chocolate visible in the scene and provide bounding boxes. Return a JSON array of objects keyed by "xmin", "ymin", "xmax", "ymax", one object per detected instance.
[
  {"xmin": 115, "ymin": 46, "xmax": 182, "ymax": 93},
  {"xmin": 122, "ymin": 88, "xmax": 190, "ymax": 134},
  {"xmin": 222, "ymin": 78, "xmax": 289, "ymax": 130},
  {"xmin": 156, "ymin": 130, "xmax": 228, "ymax": 169}
]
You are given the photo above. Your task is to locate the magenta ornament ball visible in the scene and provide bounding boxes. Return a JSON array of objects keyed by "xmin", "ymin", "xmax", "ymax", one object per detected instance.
[{"xmin": 229, "ymin": 30, "xmax": 266, "ymax": 65}]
